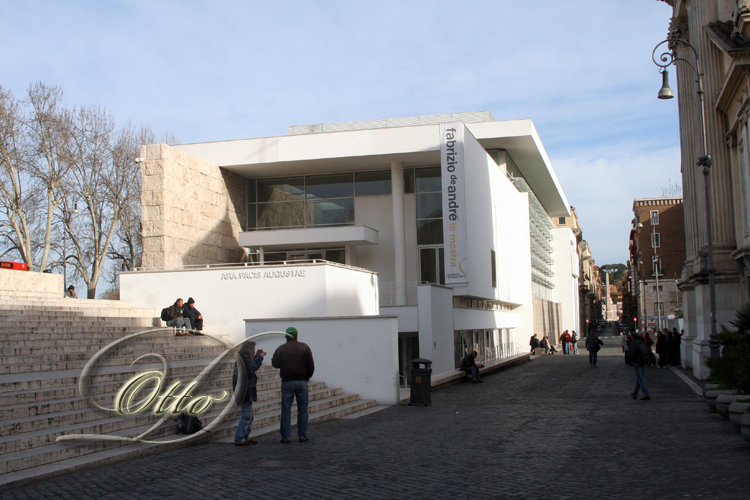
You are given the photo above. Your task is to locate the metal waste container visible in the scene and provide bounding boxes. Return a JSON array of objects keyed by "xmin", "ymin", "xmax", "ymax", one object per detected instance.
[{"xmin": 409, "ymin": 358, "xmax": 432, "ymax": 406}]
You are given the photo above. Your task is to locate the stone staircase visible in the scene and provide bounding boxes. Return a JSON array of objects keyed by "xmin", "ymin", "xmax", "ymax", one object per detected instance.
[{"xmin": 0, "ymin": 295, "xmax": 378, "ymax": 489}]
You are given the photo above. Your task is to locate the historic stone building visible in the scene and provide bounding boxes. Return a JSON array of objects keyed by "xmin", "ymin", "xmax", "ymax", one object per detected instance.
[
  {"xmin": 630, "ymin": 197, "xmax": 686, "ymax": 331},
  {"xmin": 658, "ymin": 0, "xmax": 750, "ymax": 378}
]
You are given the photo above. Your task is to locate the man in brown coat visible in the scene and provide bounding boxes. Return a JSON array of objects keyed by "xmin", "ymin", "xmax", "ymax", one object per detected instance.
[{"xmin": 272, "ymin": 327, "xmax": 315, "ymax": 443}]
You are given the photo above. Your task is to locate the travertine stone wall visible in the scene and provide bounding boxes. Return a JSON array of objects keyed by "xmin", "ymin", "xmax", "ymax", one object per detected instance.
[
  {"xmin": 140, "ymin": 144, "xmax": 246, "ymax": 269},
  {"xmin": 0, "ymin": 268, "xmax": 63, "ymax": 297}
]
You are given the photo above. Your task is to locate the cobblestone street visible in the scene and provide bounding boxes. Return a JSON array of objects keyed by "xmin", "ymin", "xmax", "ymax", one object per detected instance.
[{"xmin": 2, "ymin": 337, "xmax": 748, "ymax": 500}]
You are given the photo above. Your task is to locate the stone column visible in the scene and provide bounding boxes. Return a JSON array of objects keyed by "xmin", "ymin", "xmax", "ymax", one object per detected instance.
[
  {"xmin": 391, "ymin": 161, "xmax": 406, "ymax": 305},
  {"xmin": 677, "ymin": 0, "xmax": 743, "ymax": 379}
]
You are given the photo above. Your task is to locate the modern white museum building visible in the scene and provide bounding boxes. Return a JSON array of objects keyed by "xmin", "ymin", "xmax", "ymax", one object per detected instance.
[{"xmin": 121, "ymin": 111, "xmax": 578, "ymax": 404}]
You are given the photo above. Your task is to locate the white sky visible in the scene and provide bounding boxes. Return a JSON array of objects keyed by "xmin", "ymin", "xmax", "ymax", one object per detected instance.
[{"xmin": 0, "ymin": 0, "xmax": 680, "ymax": 266}]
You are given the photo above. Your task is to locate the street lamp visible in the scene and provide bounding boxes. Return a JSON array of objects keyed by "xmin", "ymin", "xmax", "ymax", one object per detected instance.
[
  {"xmin": 650, "ymin": 210, "xmax": 662, "ymax": 333},
  {"xmin": 652, "ymin": 38, "xmax": 719, "ymax": 360}
]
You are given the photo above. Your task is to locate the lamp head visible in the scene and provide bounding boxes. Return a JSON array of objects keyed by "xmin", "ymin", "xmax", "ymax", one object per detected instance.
[{"xmin": 658, "ymin": 69, "xmax": 675, "ymax": 99}]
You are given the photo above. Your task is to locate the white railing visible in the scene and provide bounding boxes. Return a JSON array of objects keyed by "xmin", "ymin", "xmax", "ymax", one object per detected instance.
[
  {"xmin": 379, "ymin": 281, "xmax": 420, "ymax": 307},
  {"xmin": 477, "ymin": 342, "xmax": 523, "ymax": 365}
]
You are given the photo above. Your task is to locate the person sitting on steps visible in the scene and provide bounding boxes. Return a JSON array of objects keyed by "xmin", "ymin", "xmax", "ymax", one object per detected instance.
[
  {"xmin": 163, "ymin": 298, "xmax": 192, "ymax": 335},
  {"xmin": 460, "ymin": 351, "xmax": 484, "ymax": 383},
  {"xmin": 182, "ymin": 297, "xmax": 204, "ymax": 334}
]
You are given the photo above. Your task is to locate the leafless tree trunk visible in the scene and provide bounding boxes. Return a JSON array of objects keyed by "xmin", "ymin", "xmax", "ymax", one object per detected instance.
[
  {"xmin": 26, "ymin": 83, "xmax": 72, "ymax": 272},
  {"xmin": 0, "ymin": 86, "xmax": 35, "ymax": 265},
  {"xmin": 64, "ymin": 106, "xmax": 117, "ymax": 298}
]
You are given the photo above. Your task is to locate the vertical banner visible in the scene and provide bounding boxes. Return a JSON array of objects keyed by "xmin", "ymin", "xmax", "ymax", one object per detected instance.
[{"xmin": 440, "ymin": 123, "xmax": 468, "ymax": 283}]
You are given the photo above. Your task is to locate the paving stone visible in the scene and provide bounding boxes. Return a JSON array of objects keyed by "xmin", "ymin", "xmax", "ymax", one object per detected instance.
[{"xmin": 2, "ymin": 337, "xmax": 749, "ymax": 499}]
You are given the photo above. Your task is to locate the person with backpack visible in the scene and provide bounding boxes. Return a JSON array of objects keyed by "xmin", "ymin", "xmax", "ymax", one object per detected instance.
[
  {"xmin": 571, "ymin": 331, "xmax": 579, "ymax": 354},
  {"xmin": 232, "ymin": 340, "xmax": 265, "ymax": 446},
  {"xmin": 625, "ymin": 332, "xmax": 657, "ymax": 400},
  {"xmin": 161, "ymin": 298, "xmax": 192, "ymax": 335}
]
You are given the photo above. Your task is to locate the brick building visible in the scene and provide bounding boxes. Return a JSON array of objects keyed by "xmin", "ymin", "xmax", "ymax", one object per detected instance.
[{"xmin": 630, "ymin": 197, "xmax": 686, "ymax": 331}]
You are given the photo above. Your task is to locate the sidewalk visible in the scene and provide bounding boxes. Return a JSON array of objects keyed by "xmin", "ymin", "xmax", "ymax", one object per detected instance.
[{"xmin": 2, "ymin": 338, "xmax": 748, "ymax": 500}]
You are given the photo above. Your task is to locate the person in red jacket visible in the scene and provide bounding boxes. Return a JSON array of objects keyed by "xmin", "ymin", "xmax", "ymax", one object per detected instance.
[{"xmin": 561, "ymin": 330, "xmax": 572, "ymax": 354}]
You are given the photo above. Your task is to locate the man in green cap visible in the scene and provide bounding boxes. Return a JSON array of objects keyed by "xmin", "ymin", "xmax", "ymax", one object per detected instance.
[{"xmin": 272, "ymin": 327, "xmax": 315, "ymax": 443}]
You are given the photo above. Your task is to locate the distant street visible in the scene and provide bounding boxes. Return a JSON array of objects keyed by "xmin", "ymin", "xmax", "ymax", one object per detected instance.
[{"xmin": 3, "ymin": 336, "xmax": 748, "ymax": 500}]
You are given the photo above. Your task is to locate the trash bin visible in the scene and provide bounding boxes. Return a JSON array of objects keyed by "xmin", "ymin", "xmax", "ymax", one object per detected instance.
[{"xmin": 409, "ymin": 358, "xmax": 432, "ymax": 406}]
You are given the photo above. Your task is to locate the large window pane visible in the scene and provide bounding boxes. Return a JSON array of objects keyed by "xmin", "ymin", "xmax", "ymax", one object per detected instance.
[
  {"xmin": 416, "ymin": 193, "xmax": 443, "ymax": 219},
  {"xmin": 325, "ymin": 248, "xmax": 346, "ymax": 264},
  {"xmin": 256, "ymin": 201, "xmax": 307, "ymax": 229},
  {"xmin": 246, "ymin": 204, "xmax": 256, "ymax": 231},
  {"xmin": 246, "ymin": 179, "xmax": 256, "ymax": 204},
  {"xmin": 404, "ymin": 168, "xmax": 415, "ymax": 194},
  {"xmin": 258, "ymin": 177, "xmax": 304, "ymax": 203},
  {"xmin": 417, "ymin": 219, "xmax": 443, "ymax": 245},
  {"xmin": 415, "ymin": 167, "xmax": 441, "ymax": 193},
  {"xmin": 355, "ymin": 171, "xmax": 391, "ymax": 196},
  {"xmin": 264, "ymin": 252, "xmax": 287, "ymax": 263},
  {"xmin": 305, "ymin": 173, "xmax": 353, "ymax": 199},
  {"xmin": 309, "ymin": 198, "xmax": 354, "ymax": 226},
  {"xmin": 439, "ymin": 246, "xmax": 445, "ymax": 285},
  {"xmin": 420, "ymin": 248, "xmax": 437, "ymax": 284}
]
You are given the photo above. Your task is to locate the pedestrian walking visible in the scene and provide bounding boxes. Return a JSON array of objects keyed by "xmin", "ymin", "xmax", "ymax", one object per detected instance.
[
  {"xmin": 626, "ymin": 333, "xmax": 657, "ymax": 400},
  {"xmin": 232, "ymin": 341, "xmax": 265, "ymax": 446},
  {"xmin": 585, "ymin": 332, "xmax": 603, "ymax": 367},
  {"xmin": 571, "ymin": 331, "xmax": 579, "ymax": 354},
  {"xmin": 271, "ymin": 326, "xmax": 315, "ymax": 443}
]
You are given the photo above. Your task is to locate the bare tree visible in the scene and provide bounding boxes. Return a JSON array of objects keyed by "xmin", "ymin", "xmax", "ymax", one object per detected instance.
[
  {"xmin": 0, "ymin": 86, "xmax": 35, "ymax": 265},
  {"xmin": 0, "ymin": 83, "xmax": 72, "ymax": 271},
  {"xmin": 63, "ymin": 105, "xmax": 119, "ymax": 298},
  {"xmin": 26, "ymin": 83, "xmax": 74, "ymax": 272},
  {"xmin": 106, "ymin": 124, "xmax": 155, "ymax": 285}
]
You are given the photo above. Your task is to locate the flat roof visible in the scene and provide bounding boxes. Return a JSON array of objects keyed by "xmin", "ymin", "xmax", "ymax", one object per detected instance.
[{"xmin": 175, "ymin": 117, "xmax": 570, "ymax": 216}]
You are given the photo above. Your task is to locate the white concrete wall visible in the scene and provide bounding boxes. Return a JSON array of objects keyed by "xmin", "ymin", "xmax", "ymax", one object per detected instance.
[
  {"xmin": 550, "ymin": 227, "xmax": 579, "ymax": 333},
  {"xmin": 245, "ymin": 316, "xmax": 400, "ymax": 404},
  {"xmin": 417, "ymin": 284, "xmax": 455, "ymax": 375},
  {"xmin": 381, "ymin": 305, "xmax": 419, "ymax": 332},
  {"xmin": 355, "ymin": 192, "xmax": 418, "ymax": 286},
  {"xmin": 120, "ymin": 263, "xmax": 379, "ymax": 343},
  {"xmin": 0, "ymin": 268, "xmax": 63, "ymax": 297}
]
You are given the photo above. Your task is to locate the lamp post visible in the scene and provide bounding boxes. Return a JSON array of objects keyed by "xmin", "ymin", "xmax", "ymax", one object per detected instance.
[
  {"xmin": 650, "ymin": 210, "xmax": 662, "ymax": 332},
  {"xmin": 652, "ymin": 38, "xmax": 719, "ymax": 360},
  {"xmin": 61, "ymin": 203, "xmax": 79, "ymax": 291}
]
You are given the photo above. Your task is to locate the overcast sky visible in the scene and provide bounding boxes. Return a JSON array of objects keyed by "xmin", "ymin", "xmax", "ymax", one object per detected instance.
[{"xmin": 0, "ymin": 0, "xmax": 680, "ymax": 266}]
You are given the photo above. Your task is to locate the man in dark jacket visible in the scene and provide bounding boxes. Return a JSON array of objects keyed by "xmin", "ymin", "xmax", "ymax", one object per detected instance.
[
  {"xmin": 272, "ymin": 327, "xmax": 315, "ymax": 443},
  {"xmin": 232, "ymin": 341, "xmax": 265, "ymax": 446},
  {"xmin": 165, "ymin": 298, "xmax": 192, "ymax": 334},
  {"xmin": 182, "ymin": 297, "xmax": 203, "ymax": 332},
  {"xmin": 460, "ymin": 351, "xmax": 483, "ymax": 383},
  {"xmin": 626, "ymin": 333, "xmax": 656, "ymax": 400}
]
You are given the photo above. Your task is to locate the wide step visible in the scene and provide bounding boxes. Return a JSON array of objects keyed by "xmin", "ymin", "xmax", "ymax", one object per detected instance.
[{"xmin": 0, "ymin": 295, "xmax": 382, "ymax": 490}]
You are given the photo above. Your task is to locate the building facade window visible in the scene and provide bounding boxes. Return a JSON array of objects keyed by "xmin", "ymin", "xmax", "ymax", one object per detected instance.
[
  {"xmin": 491, "ymin": 249, "xmax": 497, "ymax": 288},
  {"xmin": 245, "ymin": 169, "xmax": 418, "ymax": 231},
  {"xmin": 558, "ymin": 216, "xmax": 566, "ymax": 225},
  {"xmin": 651, "ymin": 232, "xmax": 660, "ymax": 248}
]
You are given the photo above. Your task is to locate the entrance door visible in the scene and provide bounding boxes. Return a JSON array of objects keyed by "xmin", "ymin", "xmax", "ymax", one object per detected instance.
[{"xmin": 398, "ymin": 333, "xmax": 419, "ymax": 388}]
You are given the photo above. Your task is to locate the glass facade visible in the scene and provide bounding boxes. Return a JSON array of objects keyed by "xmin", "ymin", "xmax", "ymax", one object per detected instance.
[{"xmin": 246, "ymin": 169, "xmax": 418, "ymax": 231}]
